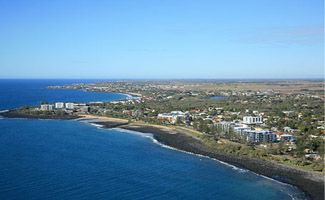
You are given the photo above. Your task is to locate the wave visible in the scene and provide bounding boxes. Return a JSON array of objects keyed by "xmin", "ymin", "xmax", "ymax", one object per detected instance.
[
  {"xmin": 125, "ymin": 94, "xmax": 133, "ymax": 100},
  {"xmin": 89, "ymin": 123, "xmax": 104, "ymax": 128},
  {"xmin": 79, "ymin": 120, "xmax": 105, "ymax": 129},
  {"xmin": 112, "ymin": 128, "xmax": 154, "ymax": 139},
  {"xmin": 115, "ymin": 93, "xmax": 133, "ymax": 100},
  {"xmin": 112, "ymin": 127, "xmax": 307, "ymax": 199},
  {"xmin": 251, "ymin": 174, "xmax": 306, "ymax": 200},
  {"xmin": 112, "ymin": 128, "xmax": 248, "ymax": 173},
  {"xmin": 85, "ymin": 124, "xmax": 306, "ymax": 200}
]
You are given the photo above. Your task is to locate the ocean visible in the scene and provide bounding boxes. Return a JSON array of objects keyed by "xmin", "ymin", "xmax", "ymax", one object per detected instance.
[
  {"xmin": 0, "ymin": 79, "xmax": 126, "ymax": 110},
  {"xmin": 0, "ymin": 80, "xmax": 306, "ymax": 200}
]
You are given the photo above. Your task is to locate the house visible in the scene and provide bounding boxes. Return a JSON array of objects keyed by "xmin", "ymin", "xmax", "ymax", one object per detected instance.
[
  {"xmin": 272, "ymin": 132, "xmax": 282, "ymax": 141},
  {"xmin": 282, "ymin": 111, "xmax": 294, "ymax": 115},
  {"xmin": 252, "ymin": 110, "xmax": 259, "ymax": 115},
  {"xmin": 190, "ymin": 108, "xmax": 200, "ymax": 113},
  {"xmin": 280, "ymin": 134, "xmax": 295, "ymax": 142},
  {"xmin": 305, "ymin": 153, "xmax": 321, "ymax": 160},
  {"xmin": 283, "ymin": 127, "xmax": 297, "ymax": 133},
  {"xmin": 213, "ymin": 115, "xmax": 224, "ymax": 122},
  {"xmin": 122, "ymin": 110, "xmax": 133, "ymax": 116}
]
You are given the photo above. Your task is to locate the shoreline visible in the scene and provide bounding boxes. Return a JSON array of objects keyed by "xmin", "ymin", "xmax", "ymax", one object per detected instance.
[
  {"xmin": 85, "ymin": 116, "xmax": 323, "ymax": 200},
  {"xmin": 0, "ymin": 110, "xmax": 79, "ymax": 120},
  {"xmin": 111, "ymin": 126, "xmax": 306, "ymax": 192},
  {"xmin": 1, "ymin": 112, "xmax": 323, "ymax": 200},
  {"xmin": 118, "ymin": 125, "xmax": 322, "ymax": 200}
]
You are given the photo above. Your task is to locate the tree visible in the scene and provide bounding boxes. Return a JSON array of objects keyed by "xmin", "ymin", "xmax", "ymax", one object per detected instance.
[{"xmin": 295, "ymin": 136, "xmax": 308, "ymax": 157}]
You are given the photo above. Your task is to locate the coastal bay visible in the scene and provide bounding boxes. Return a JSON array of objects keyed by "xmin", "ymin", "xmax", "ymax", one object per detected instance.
[
  {"xmin": 78, "ymin": 114, "xmax": 324, "ymax": 200},
  {"xmin": 0, "ymin": 110, "xmax": 323, "ymax": 199},
  {"xmin": 0, "ymin": 117, "xmax": 306, "ymax": 200},
  {"xmin": 1, "ymin": 0, "xmax": 323, "ymax": 199},
  {"xmin": 0, "ymin": 80, "xmax": 323, "ymax": 200}
]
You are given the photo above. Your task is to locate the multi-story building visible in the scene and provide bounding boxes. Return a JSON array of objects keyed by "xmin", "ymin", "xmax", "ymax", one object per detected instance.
[
  {"xmin": 243, "ymin": 116, "xmax": 263, "ymax": 125},
  {"xmin": 40, "ymin": 104, "xmax": 54, "ymax": 111},
  {"xmin": 216, "ymin": 121, "xmax": 235, "ymax": 133},
  {"xmin": 243, "ymin": 130, "xmax": 276, "ymax": 143},
  {"xmin": 55, "ymin": 102, "xmax": 65, "ymax": 109},
  {"xmin": 65, "ymin": 103, "xmax": 75, "ymax": 110},
  {"xmin": 73, "ymin": 103, "xmax": 89, "ymax": 112},
  {"xmin": 158, "ymin": 113, "xmax": 177, "ymax": 124},
  {"xmin": 157, "ymin": 111, "xmax": 185, "ymax": 124},
  {"xmin": 233, "ymin": 126, "xmax": 251, "ymax": 136}
]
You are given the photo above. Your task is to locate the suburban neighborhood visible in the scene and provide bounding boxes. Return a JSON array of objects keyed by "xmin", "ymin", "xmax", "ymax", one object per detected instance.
[
  {"xmin": 44, "ymin": 80, "xmax": 325, "ymax": 171},
  {"xmin": 6, "ymin": 80, "xmax": 323, "ymax": 174}
]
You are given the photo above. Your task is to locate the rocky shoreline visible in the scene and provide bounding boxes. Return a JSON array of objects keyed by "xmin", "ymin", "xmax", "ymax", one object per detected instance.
[
  {"xmin": 0, "ymin": 110, "xmax": 79, "ymax": 120},
  {"xmin": 112, "ymin": 123, "xmax": 323, "ymax": 200},
  {"xmin": 94, "ymin": 121, "xmax": 129, "ymax": 128}
]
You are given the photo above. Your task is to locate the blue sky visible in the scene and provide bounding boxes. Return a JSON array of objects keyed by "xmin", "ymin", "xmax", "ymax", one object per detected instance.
[{"xmin": 0, "ymin": 0, "xmax": 323, "ymax": 79}]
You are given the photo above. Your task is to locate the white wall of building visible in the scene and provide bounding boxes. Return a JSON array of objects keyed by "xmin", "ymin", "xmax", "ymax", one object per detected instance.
[
  {"xmin": 243, "ymin": 116, "xmax": 263, "ymax": 124},
  {"xmin": 55, "ymin": 102, "xmax": 65, "ymax": 109},
  {"xmin": 40, "ymin": 104, "xmax": 54, "ymax": 111},
  {"xmin": 65, "ymin": 103, "xmax": 75, "ymax": 110}
]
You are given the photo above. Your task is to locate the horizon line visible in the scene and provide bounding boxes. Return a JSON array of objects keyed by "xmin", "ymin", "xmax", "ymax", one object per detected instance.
[{"xmin": 0, "ymin": 77, "xmax": 323, "ymax": 81}]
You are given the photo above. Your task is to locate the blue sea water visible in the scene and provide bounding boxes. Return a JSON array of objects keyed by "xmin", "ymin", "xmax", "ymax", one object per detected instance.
[
  {"xmin": 0, "ymin": 80, "xmax": 306, "ymax": 200},
  {"xmin": 0, "ymin": 79, "xmax": 126, "ymax": 110}
]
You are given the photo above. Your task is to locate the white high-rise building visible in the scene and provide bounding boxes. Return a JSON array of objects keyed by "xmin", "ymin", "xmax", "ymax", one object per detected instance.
[
  {"xmin": 40, "ymin": 104, "xmax": 54, "ymax": 111},
  {"xmin": 65, "ymin": 103, "xmax": 75, "ymax": 110},
  {"xmin": 243, "ymin": 130, "xmax": 276, "ymax": 143},
  {"xmin": 55, "ymin": 102, "xmax": 65, "ymax": 109},
  {"xmin": 243, "ymin": 116, "xmax": 263, "ymax": 125},
  {"xmin": 48, "ymin": 104, "xmax": 54, "ymax": 111}
]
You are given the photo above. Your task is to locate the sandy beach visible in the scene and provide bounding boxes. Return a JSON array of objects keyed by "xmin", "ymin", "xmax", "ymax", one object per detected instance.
[{"xmin": 78, "ymin": 114, "xmax": 129, "ymax": 123}]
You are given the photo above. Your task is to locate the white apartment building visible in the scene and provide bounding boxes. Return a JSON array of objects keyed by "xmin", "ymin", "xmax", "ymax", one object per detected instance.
[
  {"xmin": 40, "ymin": 104, "xmax": 54, "ymax": 111},
  {"xmin": 65, "ymin": 103, "xmax": 75, "ymax": 110},
  {"xmin": 244, "ymin": 130, "xmax": 276, "ymax": 143},
  {"xmin": 55, "ymin": 102, "xmax": 65, "ymax": 109},
  {"xmin": 243, "ymin": 116, "xmax": 263, "ymax": 125},
  {"xmin": 234, "ymin": 126, "xmax": 251, "ymax": 135},
  {"xmin": 157, "ymin": 111, "xmax": 186, "ymax": 124}
]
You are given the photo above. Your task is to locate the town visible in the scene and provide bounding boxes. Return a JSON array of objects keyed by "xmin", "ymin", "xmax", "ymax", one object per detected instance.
[{"xmin": 18, "ymin": 80, "xmax": 325, "ymax": 172}]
